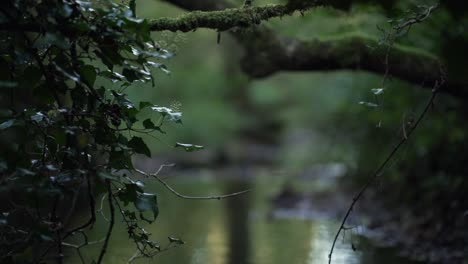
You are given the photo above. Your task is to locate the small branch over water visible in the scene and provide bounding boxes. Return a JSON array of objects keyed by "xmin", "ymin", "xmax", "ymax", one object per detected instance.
[{"xmin": 135, "ymin": 165, "xmax": 251, "ymax": 200}]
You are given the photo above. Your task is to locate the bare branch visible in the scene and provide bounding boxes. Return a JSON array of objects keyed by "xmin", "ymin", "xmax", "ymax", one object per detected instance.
[
  {"xmin": 97, "ymin": 194, "xmax": 110, "ymax": 222},
  {"xmin": 328, "ymin": 79, "xmax": 443, "ymax": 263},
  {"xmin": 63, "ymin": 174, "xmax": 96, "ymax": 240},
  {"xmin": 62, "ymin": 237, "xmax": 106, "ymax": 264},
  {"xmin": 134, "ymin": 166, "xmax": 251, "ymax": 200},
  {"xmin": 97, "ymin": 180, "xmax": 115, "ymax": 264},
  {"xmin": 393, "ymin": 4, "xmax": 439, "ymax": 32}
]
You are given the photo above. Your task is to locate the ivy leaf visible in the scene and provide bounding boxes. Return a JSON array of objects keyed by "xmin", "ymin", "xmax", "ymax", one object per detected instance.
[
  {"xmin": 174, "ymin": 143, "xmax": 204, "ymax": 152},
  {"xmin": 100, "ymin": 70, "xmax": 124, "ymax": 83},
  {"xmin": 168, "ymin": 236, "xmax": 185, "ymax": 245},
  {"xmin": 139, "ymin": 101, "xmax": 153, "ymax": 110},
  {"xmin": 134, "ymin": 193, "xmax": 158, "ymax": 220},
  {"xmin": 31, "ymin": 112, "xmax": 46, "ymax": 123},
  {"xmin": 158, "ymin": 64, "xmax": 171, "ymax": 75},
  {"xmin": 20, "ymin": 66, "xmax": 42, "ymax": 89},
  {"xmin": 98, "ymin": 171, "xmax": 120, "ymax": 182},
  {"xmin": 118, "ymin": 183, "xmax": 143, "ymax": 205},
  {"xmin": 80, "ymin": 65, "xmax": 97, "ymax": 87},
  {"xmin": 0, "ymin": 81, "xmax": 17, "ymax": 88},
  {"xmin": 0, "ymin": 120, "xmax": 14, "ymax": 130},
  {"xmin": 142, "ymin": 119, "xmax": 165, "ymax": 133},
  {"xmin": 146, "ymin": 61, "xmax": 171, "ymax": 74},
  {"xmin": 358, "ymin": 101, "xmax": 379, "ymax": 108},
  {"xmin": 151, "ymin": 106, "xmax": 182, "ymax": 123},
  {"xmin": 109, "ymin": 151, "xmax": 134, "ymax": 169},
  {"xmin": 122, "ymin": 68, "xmax": 142, "ymax": 83},
  {"xmin": 371, "ymin": 88, "xmax": 385, "ymax": 95},
  {"xmin": 142, "ymin": 119, "xmax": 155, "ymax": 129},
  {"xmin": 128, "ymin": 136, "xmax": 151, "ymax": 157}
]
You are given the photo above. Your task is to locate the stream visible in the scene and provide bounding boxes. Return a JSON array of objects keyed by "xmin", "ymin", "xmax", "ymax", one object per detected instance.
[{"xmin": 67, "ymin": 167, "xmax": 422, "ymax": 264}]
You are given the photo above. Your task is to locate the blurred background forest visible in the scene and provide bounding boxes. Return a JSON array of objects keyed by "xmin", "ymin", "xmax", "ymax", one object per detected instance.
[
  {"xmin": 109, "ymin": 0, "xmax": 467, "ymax": 263},
  {"xmin": 1, "ymin": 0, "xmax": 467, "ymax": 263}
]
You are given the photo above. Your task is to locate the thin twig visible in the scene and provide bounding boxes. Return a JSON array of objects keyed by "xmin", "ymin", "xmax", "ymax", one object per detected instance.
[
  {"xmin": 97, "ymin": 180, "xmax": 115, "ymax": 264},
  {"xmin": 62, "ymin": 237, "xmax": 106, "ymax": 264},
  {"xmin": 63, "ymin": 174, "xmax": 96, "ymax": 239},
  {"xmin": 134, "ymin": 167, "xmax": 251, "ymax": 200},
  {"xmin": 97, "ymin": 194, "xmax": 110, "ymax": 222},
  {"xmin": 328, "ymin": 82, "xmax": 441, "ymax": 264},
  {"xmin": 393, "ymin": 4, "xmax": 439, "ymax": 32}
]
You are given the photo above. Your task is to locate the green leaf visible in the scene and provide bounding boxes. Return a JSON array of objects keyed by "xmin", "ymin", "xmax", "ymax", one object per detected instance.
[
  {"xmin": 358, "ymin": 101, "xmax": 379, "ymax": 108},
  {"xmin": 151, "ymin": 106, "xmax": 182, "ymax": 123},
  {"xmin": 122, "ymin": 68, "xmax": 140, "ymax": 83},
  {"xmin": 168, "ymin": 236, "xmax": 185, "ymax": 245},
  {"xmin": 118, "ymin": 183, "xmax": 143, "ymax": 205},
  {"xmin": 158, "ymin": 64, "xmax": 170, "ymax": 75},
  {"xmin": 100, "ymin": 70, "xmax": 124, "ymax": 83},
  {"xmin": 142, "ymin": 119, "xmax": 156, "ymax": 129},
  {"xmin": 128, "ymin": 136, "xmax": 151, "ymax": 157},
  {"xmin": 143, "ymin": 119, "xmax": 165, "ymax": 133},
  {"xmin": 0, "ymin": 161, "xmax": 7, "ymax": 173},
  {"xmin": 134, "ymin": 193, "xmax": 158, "ymax": 220},
  {"xmin": 139, "ymin": 101, "xmax": 153, "ymax": 110},
  {"xmin": 80, "ymin": 65, "xmax": 97, "ymax": 87},
  {"xmin": 98, "ymin": 171, "xmax": 120, "ymax": 182},
  {"xmin": 0, "ymin": 120, "xmax": 14, "ymax": 130},
  {"xmin": 174, "ymin": 143, "xmax": 204, "ymax": 152},
  {"xmin": 31, "ymin": 112, "xmax": 46, "ymax": 123},
  {"xmin": 20, "ymin": 66, "xmax": 42, "ymax": 89},
  {"xmin": 109, "ymin": 151, "xmax": 134, "ymax": 169},
  {"xmin": 0, "ymin": 81, "xmax": 17, "ymax": 88},
  {"xmin": 129, "ymin": 0, "xmax": 137, "ymax": 17},
  {"xmin": 371, "ymin": 88, "xmax": 385, "ymax": 95}
]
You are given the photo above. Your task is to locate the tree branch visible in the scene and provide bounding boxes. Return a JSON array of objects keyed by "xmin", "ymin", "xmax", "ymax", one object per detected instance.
[
  {"xmin": 161, "ymin": 0, "xmax": 467, "ymax": 98},
  {"xmin": 150, "ymin": 1, "xmax": 326, "ymax": 32},
  {"xmin": 238, "ymin": 32, "xmax": 467, "ymax": 94},
  {"xmin": 96, "ymin": 180, "xmax": 115, "ymax": 264},
  {"xmin": 134, "ymin": 167, "xmax": 250, "ymax": 200}
]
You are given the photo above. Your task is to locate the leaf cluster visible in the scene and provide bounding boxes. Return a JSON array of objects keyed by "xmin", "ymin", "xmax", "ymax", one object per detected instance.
[{"xmin": 0, "ymin": 0, "xmax": 201, "ymax": 262}]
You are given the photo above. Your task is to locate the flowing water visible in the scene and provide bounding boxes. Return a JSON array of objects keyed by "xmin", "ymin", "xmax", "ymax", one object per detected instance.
[{"xmin": 67, "ymin": 168, "xmax": 420, "ymax": 264}]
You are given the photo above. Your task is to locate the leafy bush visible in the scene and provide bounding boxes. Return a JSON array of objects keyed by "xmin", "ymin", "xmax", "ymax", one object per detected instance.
[{"xmin": 0, "ymin": 0, "xmax": 191, "ymax": 262}]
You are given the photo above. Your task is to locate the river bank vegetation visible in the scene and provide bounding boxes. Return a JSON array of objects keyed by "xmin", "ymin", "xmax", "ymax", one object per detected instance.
[{"xmin": 0, "ymin": 0, "xmax": 466, "ymax": 263}]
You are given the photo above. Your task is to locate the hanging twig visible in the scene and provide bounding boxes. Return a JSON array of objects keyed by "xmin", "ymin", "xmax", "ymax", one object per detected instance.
[
  {"xmin": 97, "ymin": 180, "xmax": 115, "ymax": 264},
  {"xmin": 61, "ymin": 236, "xmax": 106, "ymax": 264},
  {"xmin": 328, "ymin": 81, "xmax": 441, "ymax": 264},
  {"xmin": 63, "ymin": 174, "xmax": 96, "ymax": 239},
  {"xmin": 134, "ymin": 166, "xmax": 251, "ymax": 200},
  {"xmin": 393, "ymin": 4, "xmax": 439, "ymax": 33}
]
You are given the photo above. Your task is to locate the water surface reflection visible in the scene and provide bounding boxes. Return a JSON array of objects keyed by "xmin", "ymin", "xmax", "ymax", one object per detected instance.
[{"xmin": 70, "ymin": 169, "xmax": 420, "ymax": 264}]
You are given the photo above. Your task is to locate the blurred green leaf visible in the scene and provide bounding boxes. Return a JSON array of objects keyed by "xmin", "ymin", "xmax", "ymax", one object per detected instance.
[
  {"xmin": 168, "ymin": 236, "xmax": 185, "ymax": 245},
  {"xmin": 371, "ymin": 88, "xmax": 385, "ymax": 95},
  {"xmin": 134, "ymin": 193, "xmax": 158, "ymax": 220},
  {"xmin": 151, "ymin": 106, "xmax": 182, "ymax": 123},
  {"xmin": 142, "ymin": 118, "xmax": 156, "ymax": 129},
  {"xmin": 0, "ymin": 120, "xmax": 14, "ymax": 130},
  {"xmin": 128, "ymin": 136, "xmax": 151, "ymax": 157},
  {"xmin": 80, "ymin": 65, "xmax": 97, "ymax": 87},
  {"xmin": 174, "ymin": 142, "xmax": 204, "ymax": 152},
  {"xmin": 358, "ymin": 101, "xmax": 379, "ymax": 107}
]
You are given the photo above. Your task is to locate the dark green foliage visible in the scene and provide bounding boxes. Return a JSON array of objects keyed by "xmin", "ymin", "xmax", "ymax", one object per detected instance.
[{"xmin": 0, "ymin": 0, "xmax": 188, "ymax": 262}]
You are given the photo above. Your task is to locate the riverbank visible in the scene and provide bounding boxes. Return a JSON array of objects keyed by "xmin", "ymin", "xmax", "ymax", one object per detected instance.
[{"xmin": 356, "ymin": 189, "xmax": 468, "ymax": 264}]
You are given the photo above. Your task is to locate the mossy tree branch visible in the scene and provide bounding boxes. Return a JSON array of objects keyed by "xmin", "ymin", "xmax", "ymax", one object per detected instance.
[
  {"xmin": 149, "ymin": 1, "xmax": 326, "ymax": 32},
  {"xmin": 237, "ymin": 32, "xmax": 468, "ymax": 95},
  {"xmin": 160, "ymin": 0, "xmax": 467, "ymax": 97}
]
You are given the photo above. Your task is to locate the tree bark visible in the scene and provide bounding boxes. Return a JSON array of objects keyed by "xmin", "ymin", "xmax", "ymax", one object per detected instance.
[{"xmin": 160, "ymin": 0, "xmax": 467, "ymax": 98}]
